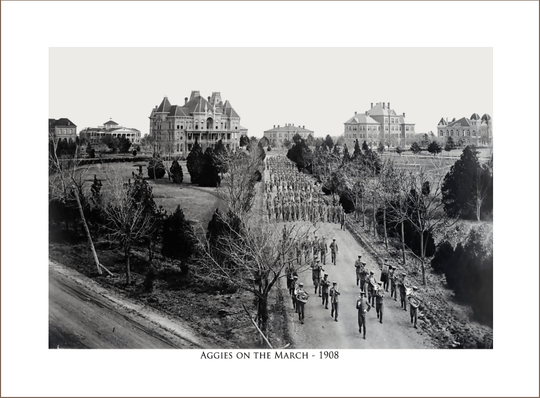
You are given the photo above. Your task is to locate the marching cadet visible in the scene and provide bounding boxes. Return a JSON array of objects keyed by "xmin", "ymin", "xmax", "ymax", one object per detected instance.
[
  {"xmin": 320, "ymin": 273, "xmax": 331, "ymax": 309},
  {"xmin": 312, "ymin": 235, "xmax": 320, "ymax": 261},
  {"xmin": 295, "ymin": 282, "xmax": 308, "ymax": 324},
  {"xmin": 340, "ymin": 208, "xmax": 345, "ymax": 230},
  {"xmin": 330, "ymin": 238, "xmax": 338, "ymax": 265},
  {"xmin": 367, "ymin": 271, "xmax": 376, "ymax": 306},
  {"xmin": 311, "ymin": 259, "xmax": 324, "ymax": 296},
  {"xmin": 409, "ymin": 286, "xmax": 420, "ymax": 329},
  {"xmin": 399, "ymin": 272, "xmax": 408, "ymax": 311},
  {"xmin": 375, "ymin": 281, "xmax": 385, "ymax": 324},
  {"xmin": 381, "ymin": 259, "xmax": 390, "ymax": 292},
  {"xmin": 290, "ymin": 275, "xmax": 298, "ymax": 310},
  {"xmin": 319, "ymin": 238, "xmax": 328, "ymax": 265},
  {"xmin": 329, "ymin": 282, "xmax": 340, "ymax": 322},
  {"xmin": 354, "ymin": 255, "xmax": 363, "ymax": 286},
  {"xmin": 356, "ymin": 290, "xmax": 371, "ymax": 340},
  {"xmin": 389, "ymin": 265, "xmax": 398, "ymax": 301},
  {"xmin": 295, "ymin": 240, "xmax": 302, "ymax": 265}
]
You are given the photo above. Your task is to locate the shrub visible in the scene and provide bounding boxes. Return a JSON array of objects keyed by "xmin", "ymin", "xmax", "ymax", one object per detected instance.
[
  {"xmin": 170, "ymin": 160, "xmax": 184, "ymax": 184},
  {"xmin": 147, "ymin": 157, "xmax": 166, "ymax": 179},
  {"xmin": 161, "ymin": 205, "xmax": 196, "ymax": 260}
]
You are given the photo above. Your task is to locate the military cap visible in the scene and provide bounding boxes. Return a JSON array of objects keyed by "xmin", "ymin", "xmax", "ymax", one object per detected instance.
[{"xmin": 299, "ymin": 282, "xmax": 304, "ymax": 287}]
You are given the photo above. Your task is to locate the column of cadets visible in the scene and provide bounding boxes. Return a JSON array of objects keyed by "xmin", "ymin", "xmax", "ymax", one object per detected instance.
[
  {"xmin": 263, "ymin": 156, "xmax": 346, "ymax": 225},
  {"xmin": 265, "ymin": 155, "xmax": 422, "ymax": 339}
]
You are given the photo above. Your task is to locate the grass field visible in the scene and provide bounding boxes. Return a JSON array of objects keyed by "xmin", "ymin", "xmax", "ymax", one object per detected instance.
[{"xmin": 77, "ymin": 161, "xmax": 225, "ymax": 230}]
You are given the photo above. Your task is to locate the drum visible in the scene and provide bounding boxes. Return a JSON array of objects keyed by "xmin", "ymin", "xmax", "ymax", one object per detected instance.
[
  {"xmin": 408, "ymin": 295, "xmax": 420, "ymax": 308},
  {"xmin": 296, "ymin": 292, "xmax": 309, "ymax": 304}
]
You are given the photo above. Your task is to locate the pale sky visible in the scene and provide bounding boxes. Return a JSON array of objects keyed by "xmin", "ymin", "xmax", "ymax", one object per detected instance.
[{"xmin": 49, "ymin": 47, "xmax": 492, "ymax": 138}]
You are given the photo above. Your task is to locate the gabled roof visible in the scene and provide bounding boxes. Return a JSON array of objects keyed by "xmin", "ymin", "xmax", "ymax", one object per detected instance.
[
  {"xmin": 438, "ymin": 117, "xmax": 447, "ymax": 126},
  {"xmin": 104, "ymin": 120, "xmax": 118, "ymax": 125},
  {"xmin": 52, "ymin": 118, "xmax": 76, "ymax": 127},
  {"xmin": 156, "ymin": 97, "xmax": 172, "ymax": 113},
  {"xmin": 447, "ymin": 117, "xmax": 472, "ymax": 128},
  {"xmin": 184, "ymin": 95, "xmax": 214, "ymax": 114},
  {"xmin": 168, "ymin": 105, "xmax": 190, "ymax": 117},
  {"xmin": 344, "ymin": 114, "xmax": 379, "ymax": 124}
]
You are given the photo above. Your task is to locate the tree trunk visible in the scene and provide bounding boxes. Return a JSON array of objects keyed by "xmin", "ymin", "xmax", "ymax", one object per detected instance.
[
  {"xmin": 372, "ymin": 196, "xmax": 377, "ymax": 239},
  {"xmin": 258, "ymin": 295, "xmax": 269, "ymax": 340},
  {"xmin": 125, "ymin": 247, "xmax": 132, "ymax": 285},
  {"xmin": 420, "ymin": 232, "xmax": 426, "ymax": 285},
  {"xmin": 361, "ymin": 196, "xmax": 366, "ymax": 228},
  {"xmin": 383, "ymin": 205, "xmax": 388, "ymax": 249},
  {"xmin": 73, "ymin": 187, "xmax": 102, "ymax": 275},
  {"xmin": 401, "ymin": 221, "xmax": 407, "ymax": 265}
]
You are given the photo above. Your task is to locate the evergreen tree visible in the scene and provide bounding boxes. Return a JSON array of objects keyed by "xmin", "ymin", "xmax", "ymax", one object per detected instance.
[
  {"xmin": 186, "ymin": 140, "xmax": 205, "ymax": 184},
  {"xmin": 377, "ymin": 141, "xmax": 385, "ymax": 154},
  {"xmin": 325, "ymin": 135, "xmax": 334, "ymax": 150},
  {"xmin": 362, "ymin": 140, "xmax": 370, "ymax": 152},
  {"xmin": 342, "ymin": 144, "xmax": 351, "ymax": 163},
  {"xmin": 199, "ymin": 148, "xmax": 221, "ymax": 187},
  {"xmin": 411, "ymin": 142, "xmax": 422, "ymax": 154},
  {"xmin": 442, "ymin": 146, "xmax": 493, "ymax": 220},
  {"xmin": 444, "ymin": 136, "xmax": 455, "ymax": 153},
  {"xmin": 353, "ymin": 139, "xmax": 362, "ymax": 159},
  {"xmin": 420, "ymin": 133, "xmax": 430, "ymax": 148},
  {"xmin": 170, "ymin": 159, "xmax": 184, "ymax": 184},
  {"xmin": 161, "ymin": 205, "xmax": 197, "ymax": 260},
  {"xmin": 395, "ymin": 146, "xmax": 404, "ymax": 156},
  {"xmin": 239, "ymin": 135, "xmax": 249, "ymax": 147},
  {"xmin": 332, "ymin": 143, "xmax": 340, "ymax": 156},
  {"xmin": 118, "ymin": 137, "xmax": 132, "ymax": 153},
  {"xmin": 427, "ymin": 141, "xmax": 442, "ymax": 156},
  {"xmin": 306, "ymin": 134, "xmax": 315, "ymax": 147}
]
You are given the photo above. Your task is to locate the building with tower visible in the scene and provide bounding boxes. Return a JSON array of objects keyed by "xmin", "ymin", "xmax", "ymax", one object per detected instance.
[
  {"xmin": 149, "ymin": 91, "xmax": 247, "ymax": 156},
  {"xmin": 343, "ymin": 102, "xmax": 415, "ymax": 147},
  {"xmin": 263, "ymin": 124, "xmax": 314, "ymax": 146},
  {"xmin": 49, "ymin": 118, "xmax": 77, "ymax": 141},
  {"xmin": 437, "ymin": 113, "xmax": 492, "ymax": 147}
]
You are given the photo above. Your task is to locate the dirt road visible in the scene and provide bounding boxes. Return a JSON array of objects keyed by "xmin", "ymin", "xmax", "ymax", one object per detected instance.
[
  {"xmin": 49, "ymin": 263, "xmax": 211, "ymax": 349},
  {"xmin": 282, "ymin": 221, "xmax": 433, "ymax": 349}
]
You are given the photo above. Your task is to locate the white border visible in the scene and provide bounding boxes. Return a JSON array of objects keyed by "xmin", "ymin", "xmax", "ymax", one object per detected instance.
[{"xmin": 2, "ymin": 1, "xmax": 539, "ymax": 397}]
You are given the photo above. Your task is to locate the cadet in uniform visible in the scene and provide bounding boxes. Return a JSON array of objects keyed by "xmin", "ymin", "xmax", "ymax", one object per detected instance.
[
  {"xmin": 311, "ymin": 259, "xmax": 323, "ymax": 296},
  {"xmin": 389, "ymin": 265, "xmax": 397, "ymax": 301},
  {"xmin": 354, "ymin": 255, "xmax": 363, "ymax": 286},
  {"xmin": 409, "ymin": 286, "xmax": 420, "ymax": 328},
  {"xmin": 320, "ymin": 238, "xmax": 327, "ymax": 265},
  {"xmin": 295, "ymin": 282, "xmax": 308, "ymax": 324},
  {"xmin": 330, "ymin": 239, "xmax": 338, "ymax": 265},
  {"xmin": 399, "ymin": 272, "xmax": 407, "ymax": 311},
  {"xmin": 375, "ymin": 281, "xmax": 385, "ymax": 324},
  {"xmin": 320, "ymin": 273, "xmax": 331, "ymax": 309},
  {"xmin": 329, "ymin": 282, "xmax": 340, "ymax": 322},
  {"xmin": 356, "ymin": 290, "xmax": 371, "ymax": 340}
]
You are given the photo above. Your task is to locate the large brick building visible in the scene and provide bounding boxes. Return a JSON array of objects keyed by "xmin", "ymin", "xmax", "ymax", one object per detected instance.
[
  {"xmin": 437, "ymin": 113, "xmax": 492, "ymax": 147},
  {"xmin": 343, "ymin": 102, "xmax": 415, "ymax": 147},
  {"xmin": 49, "ymin": 118, "xmax": 77, "ymax": 141},
  {"xmin": 149, "ymin": 91, "xmax": 247, "ymax": 155},
  {"xmin": 263, "ymin": 123, "xmax": 314, "ymax": 146},
  {"xmin": 79, "ymin": 120, "xmax": 141, "ymax": 145}
]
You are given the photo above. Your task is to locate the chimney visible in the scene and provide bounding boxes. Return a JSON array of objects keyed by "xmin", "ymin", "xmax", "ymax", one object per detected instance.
[
  {"xmin": 371, "ymin": 103, "xmax": 373, "ymax": 108},
  {"xmin": 388, "ymin": 102, "xmax": 391, "ymax": 109},
  {"xmin": 303, "ymin": 125, "xmax": 305, "ymax": 129},
  {"xmin": 184, "ymin": 97, "xmax": 188, "ymax": 105},
  {"xmin": 354, "ymin": 111, "xmax": 357, "ymax": 115},
  {"xmin": 403, "ymin": 112, "xmax": 405, "ymax": 117},
  {"xmin": 208, "ymin": 96, "xmax": 211, "ymax": 102},
  {"xmin": 382, "ymin": 103, "xmax": 385, "ymax": 109}
]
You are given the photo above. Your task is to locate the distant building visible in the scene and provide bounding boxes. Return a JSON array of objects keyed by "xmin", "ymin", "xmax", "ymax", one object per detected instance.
[
  {"xmin": 437, "ymin": 113, "xmax": 492, "ymax": 147},
  {"xmin": 343, "ymin": 102, "xmax": 415, "ymax": 147},
  {"xmin": 263, "ymin": 124, "xmax": 314, "ymax": 146},
  {"xmin": 49, "ymin": 118, "xmax": 77, "ymax": 141},
  {"xmin": 149, "ymin": 91, "xmax": 245, "ymax": 155},
  {"xmin": 79, "ymin": 120, "xmax": 141, "ymax": 145}
]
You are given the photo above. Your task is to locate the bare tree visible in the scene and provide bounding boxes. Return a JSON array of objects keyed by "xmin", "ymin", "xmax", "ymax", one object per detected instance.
[
  {"xmin": 467, "ymin": 165, "xmax": 493, "ymax": 221},
  {"xmin": 196, "ymin": 217, "xmax": 312, "ymax": 339},
  {"xmin": 100, "ymin": 170, "xmax": 157, "ymax": 284}
]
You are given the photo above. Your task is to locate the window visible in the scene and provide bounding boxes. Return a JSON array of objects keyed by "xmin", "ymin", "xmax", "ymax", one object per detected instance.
[{"xmin": 195, "ymin": 124, "xmax": 198, "ymax": 129}]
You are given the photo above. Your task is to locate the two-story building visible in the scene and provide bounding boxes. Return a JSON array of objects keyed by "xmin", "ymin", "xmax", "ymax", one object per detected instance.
[
  {"xmin": 263, "ymin": 124, "xmax": 314, "ymax": 146},
  {"xmin": 79, "ymin": 120, "xmax": 141, "ymax": 145},
  {"xmin": 49, "ymin": 118, "xmax": 77, "ymax": 142},
  {"xmin": 437, "ymin": 113, "xmax": 492, "ymax": 147}
]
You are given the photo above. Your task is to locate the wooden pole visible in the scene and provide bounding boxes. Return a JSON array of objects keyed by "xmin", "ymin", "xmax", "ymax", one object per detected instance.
[{"xmin": 72, "ymin": 186, "xmax": 102, "ymax": 275}]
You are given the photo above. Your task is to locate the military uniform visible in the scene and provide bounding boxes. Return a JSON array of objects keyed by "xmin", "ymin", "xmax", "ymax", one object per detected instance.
[
  {"xmin": 356, "ymin": 292, "xmax": 371, "ymax": 339},
  {"xmin": 311, "ymin": 261, "xmax": 323, "ymax": 296},
  {"xmin": 329, "ymin": 283, "xmax": 340, "ymax": 321},
  {"xmin": 354, "ymin": 256, "xmax": 363, "ymax": 286},
  {"xmin": 320, "ymin": 274, "xmax": 330, "ymax": 309},
  {"xmin": 330, "ymin": 239, "xmax": 338, "ymax": 265},
  {"xmin": 375, "ymin": 282, "xmax": 385, "ymax": 323}
]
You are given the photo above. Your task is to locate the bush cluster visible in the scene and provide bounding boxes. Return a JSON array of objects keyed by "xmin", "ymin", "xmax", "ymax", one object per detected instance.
[{"xmin": 431, "ymin": 229, "xmax": 493, "ymax": 325}]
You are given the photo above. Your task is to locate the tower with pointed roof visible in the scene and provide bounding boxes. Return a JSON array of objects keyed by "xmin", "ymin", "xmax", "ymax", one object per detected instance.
[
  {"xmin": 149, "ymin": 91, "xmax": 246, "ymax": 155},
  {"xmin": 343, "ymin": 102, "xmax": 415, "ymax": 147}
]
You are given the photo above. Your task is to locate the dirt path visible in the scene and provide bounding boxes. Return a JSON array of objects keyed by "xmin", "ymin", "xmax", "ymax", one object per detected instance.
[{"xmin": 49, "ymin": 261, "xmax": 214, "ymax": 349}]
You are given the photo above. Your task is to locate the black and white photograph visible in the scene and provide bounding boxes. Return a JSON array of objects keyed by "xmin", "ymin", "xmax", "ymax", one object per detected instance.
[{"xmin": 2, "ymin": 1, "xmax": 539, "ymax": 397}]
